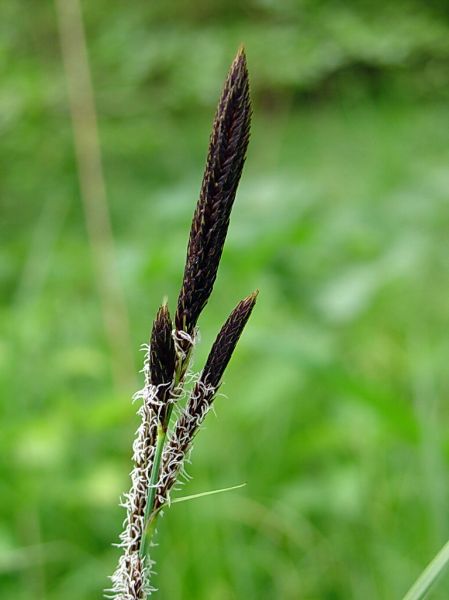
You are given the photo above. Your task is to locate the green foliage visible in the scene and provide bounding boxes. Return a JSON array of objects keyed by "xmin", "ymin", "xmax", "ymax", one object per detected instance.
[{"xmin": 1, "ymin": 1, "xmax": 449, "ymax": 598}]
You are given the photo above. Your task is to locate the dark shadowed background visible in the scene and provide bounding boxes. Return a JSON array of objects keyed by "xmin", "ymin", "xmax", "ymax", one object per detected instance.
[{"xmin": 1, "ymin": 1, "xmax": 449, "ymax": 598}]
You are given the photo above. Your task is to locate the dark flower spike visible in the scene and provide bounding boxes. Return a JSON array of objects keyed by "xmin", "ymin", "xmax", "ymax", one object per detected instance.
[
  {"xmin": 150, "ymin": 304, "xmax": 176, "ymax": 388},
  {"xmin": 149, "ymin": 304, "xmax": 176, "ymax": 427},
  {"xmin": 201, "ymin": 290, "xmax": 258, "ymax": 389},
  {"xmin": 175, "ymin": 48, "xmax": 251, "ymax": 337},
  {"xmin": 154, "ymin": 291, "xmax": 258, "ymax": 513}
]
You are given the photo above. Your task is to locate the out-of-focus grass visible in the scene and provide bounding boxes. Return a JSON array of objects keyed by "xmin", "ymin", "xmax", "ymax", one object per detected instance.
[{"xmin": 2, "ymin": 2, "xmax": 449, "ymax": 599}]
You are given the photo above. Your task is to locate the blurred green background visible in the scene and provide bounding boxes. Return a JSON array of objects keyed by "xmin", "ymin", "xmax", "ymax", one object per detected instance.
[{"xmin": 2, "ymin": 1, "xmax": 449, "ymax": 598}]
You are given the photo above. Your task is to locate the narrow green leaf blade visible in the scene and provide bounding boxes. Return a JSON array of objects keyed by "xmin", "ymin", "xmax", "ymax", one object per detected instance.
[
  {"xmin": 171, "ymin": 483, "xmax": 247, "ymax": 505},
  {"xmin": 403, "ymin": 539, "xmax": 449, "ymax": 600}
]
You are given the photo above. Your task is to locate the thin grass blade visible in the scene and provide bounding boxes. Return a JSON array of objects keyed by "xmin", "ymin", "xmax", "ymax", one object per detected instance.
[
  {"xmin": 403, "ymin": 539, "xmax": 449, "ymax": 600},
  {"xmin": 171, "ymin": 483, "xmax": 247, "ymax": 505}
]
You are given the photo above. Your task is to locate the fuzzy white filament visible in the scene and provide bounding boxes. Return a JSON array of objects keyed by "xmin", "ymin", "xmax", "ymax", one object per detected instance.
[
  {"xmin": 108, "ymin": 331, "xmax": 197, "ymax": 599},
  {"xmin": 155, "ymin": 378, "xmax": 216, "ymax": 510},
  {"xmin": 107, "ymin": 348, "xmax": 159, "ymax": 599}
]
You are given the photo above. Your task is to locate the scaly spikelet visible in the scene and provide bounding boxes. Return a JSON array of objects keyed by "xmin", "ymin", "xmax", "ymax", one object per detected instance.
[{"xmin": 175, "ymin": 48, "xmax": 251, "ymax": 341}]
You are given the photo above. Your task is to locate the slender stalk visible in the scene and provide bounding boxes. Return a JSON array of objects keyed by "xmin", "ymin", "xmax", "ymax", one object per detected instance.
[
  {"xmin": 139, "ymin": 359, "xmax": 184, "ymax": 560},
  {"xmin": 139, "ymin": 424, "xmax": 167, "ymax": 559}
]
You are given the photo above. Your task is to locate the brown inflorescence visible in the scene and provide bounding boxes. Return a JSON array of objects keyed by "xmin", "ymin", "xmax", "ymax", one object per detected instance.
[
  {"xmin": 175, "ymin": 48, "xmax": 251, "ymax": 341},
  {"xmin": 149, "ymin": 305, "xmax": 176, "ymax": 429},
  {"xmin": 110, "ymin": 48, "xmax": 256, "ymax": 600}
]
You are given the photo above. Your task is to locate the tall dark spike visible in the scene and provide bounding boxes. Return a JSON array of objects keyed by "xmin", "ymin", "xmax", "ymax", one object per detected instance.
[{"xmin": 175, "ymin": 48, "xmax": 251, "ymax": 336}]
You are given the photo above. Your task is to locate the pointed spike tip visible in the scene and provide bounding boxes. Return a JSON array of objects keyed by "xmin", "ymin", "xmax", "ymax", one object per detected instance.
[
  {"xmin": 235, "ymin": 44, "xmax": 247, "ymax": 63},
  {"xmin": 200, "ymin": 290, "xmax": 258, "ymax": 389},
  {"xmin": 230, "ymin": 45, "xmax": 248, "ymax": 79},
  {"xmin": 156, "ymin": 303, "xmax": 168, "ymax": 318}
]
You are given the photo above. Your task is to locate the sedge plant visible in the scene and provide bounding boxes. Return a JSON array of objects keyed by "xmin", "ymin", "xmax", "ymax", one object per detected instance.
[{"xmin": 108, "ymin": 47, "xmax": 256, "ymax": 599}]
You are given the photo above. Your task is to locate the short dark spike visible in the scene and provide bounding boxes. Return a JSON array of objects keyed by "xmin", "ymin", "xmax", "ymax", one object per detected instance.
[
  {"xmin": 202, "ymin": 290, "xmax": 258, "ymax": 389},
  {"xmin": 150, "ymin": 304, "xmax": 176, "ymax": 392},
  {"xmin": 175, "ymin": 48, "xmax": 251, "ymax": 334}
]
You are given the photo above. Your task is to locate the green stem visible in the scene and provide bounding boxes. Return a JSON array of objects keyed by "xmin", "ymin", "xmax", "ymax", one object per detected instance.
[
  {"xmin": 139, "ymin": 420, "xmax": 168, "ymax": 559},
  {"xmin": 139, "ymin": 349, "xmax": 191, "ymax": 560}
]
